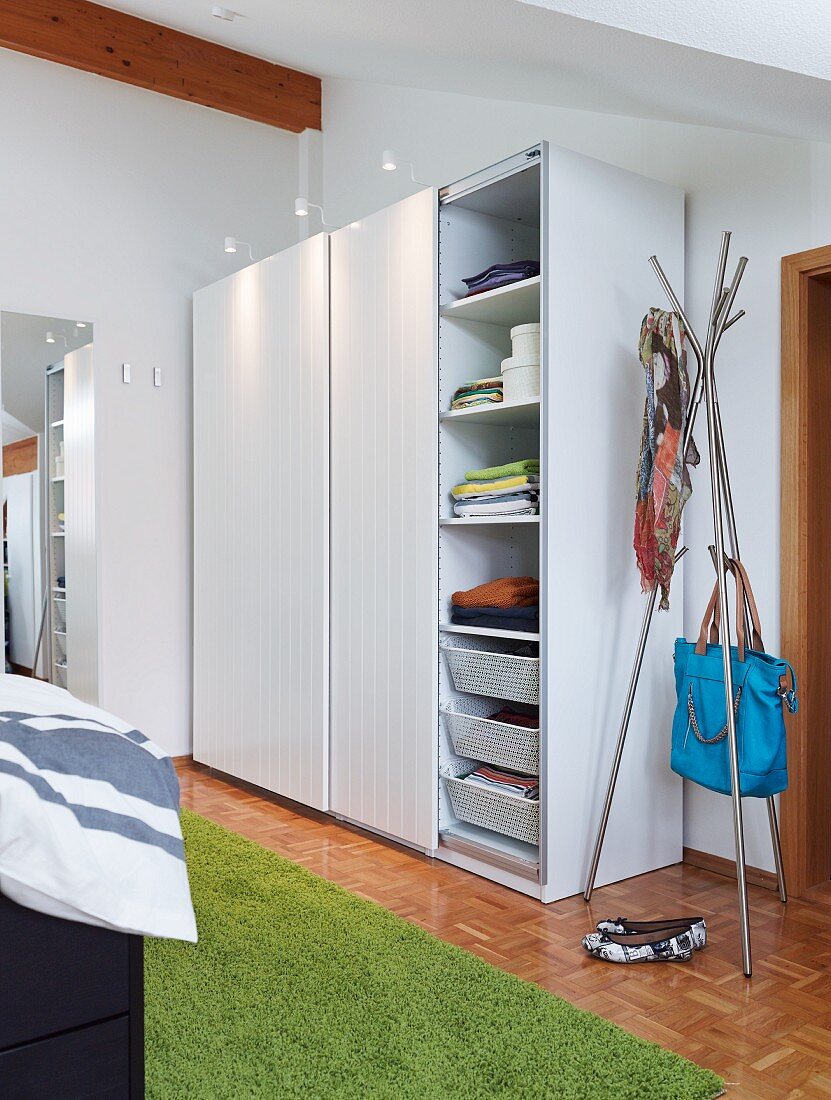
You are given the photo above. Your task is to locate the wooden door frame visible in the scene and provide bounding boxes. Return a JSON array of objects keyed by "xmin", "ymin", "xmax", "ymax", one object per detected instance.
[{"xmin": 780, "ymin": 244, "xmax": 831, "ymax": 896}]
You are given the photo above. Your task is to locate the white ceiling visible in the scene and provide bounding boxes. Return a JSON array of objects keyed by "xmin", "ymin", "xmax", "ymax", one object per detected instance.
[
  {"xmin": 520, "ymin": 0, "xmax": 831, "ymax": 80},
  {"xmin": 104, "ymin": 1, "xmax": 831, "ymax": 141}
]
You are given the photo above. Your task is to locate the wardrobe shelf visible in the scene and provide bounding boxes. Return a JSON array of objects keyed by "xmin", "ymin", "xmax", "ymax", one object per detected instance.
[
  {"xmin": 440, "ymin": 276, "xmax": 540, "ymax": 326},
  {"xmin": 440, "ymin": 516, "xmax": 539, "ymax": 526},
  {"xmin": 51, "ymin": 532, "xmax": 65, "ymax": 538},
  {"xmin": 439, "ymin": 623, "xmax": 540, "ymax": 642},
  {"xmin": 52, "ymin": 476, "xmax": 65, "ymax": 483},
  {"xmin": 440, "ymin": 397, "xmax": 540, "ymax": 428},
  {"xmin": 440, "ymin": 822, "xmax": 539, "ymax": 871}
]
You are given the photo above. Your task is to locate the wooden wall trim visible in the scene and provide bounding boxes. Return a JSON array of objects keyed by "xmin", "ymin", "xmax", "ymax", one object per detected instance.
[
  {"xmin": 780, "ymin": 244, "xmax": 831, "ymax": 897},
  {"xmin": 3, "ymin": 436, "xmax": 38, "ymax": 477},
  {"xmin": 683, "ymin": 847, "xmax": 779, "ymax": 893},
  {"xmin": 0, "ymin": 0, "xmax": 321, "ymax": 132}
]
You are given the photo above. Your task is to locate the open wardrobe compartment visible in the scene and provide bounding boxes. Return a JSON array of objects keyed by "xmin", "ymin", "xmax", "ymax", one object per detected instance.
[{"xmin": 192, "ymin": 141, "xmax": 685, "ymax": 902}]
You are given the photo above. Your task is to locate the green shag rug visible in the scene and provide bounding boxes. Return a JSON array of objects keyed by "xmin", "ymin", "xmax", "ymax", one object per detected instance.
[{"xmin": 145, "ymin": 811, "xmax": 723, "ymax": 1099}]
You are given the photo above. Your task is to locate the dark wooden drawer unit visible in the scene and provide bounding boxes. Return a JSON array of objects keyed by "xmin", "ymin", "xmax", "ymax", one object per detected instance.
[
  {"xmin": 0, "ymin": 1017, "xmax": 130, "ymax": 1099},
  {"xmin": 0, "ymin": 894, "xmax": 143, "ymax": 1098}
]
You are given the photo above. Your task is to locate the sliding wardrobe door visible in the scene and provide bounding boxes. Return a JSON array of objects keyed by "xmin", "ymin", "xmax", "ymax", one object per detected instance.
[
  {"xmin": 193, "ymin": 234, "xmax": 329, "ymax": 810},
  {"xmin": 330, "ymin": 189, "xmax": 439, "ymax": 850}
]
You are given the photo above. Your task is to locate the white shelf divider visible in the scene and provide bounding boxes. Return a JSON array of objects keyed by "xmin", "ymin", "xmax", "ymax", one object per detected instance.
[
  {"xmin": 440, "ymin": 515, "xmax": 539, "ymax": 526},
  {"xmin": 440, "ymin": 276, "xmax": 540, "ymax": 326},
  {"xmin": 439, "ymin": 622, "xmax": 539, "ymax": 642},
  {"xmin": 440, "ymin": 397, "xmax": 540, "ymax": 428}
]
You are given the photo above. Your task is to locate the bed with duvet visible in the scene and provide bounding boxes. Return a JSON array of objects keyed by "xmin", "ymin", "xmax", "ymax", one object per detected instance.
[{"xmin": 0, "ymin": 675, "xmax": 195, "ymax": 1099}]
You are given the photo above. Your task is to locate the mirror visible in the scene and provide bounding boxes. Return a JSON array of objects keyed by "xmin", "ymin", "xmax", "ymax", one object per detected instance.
[{"xmin": 1, "ymin": 312, "xmax": 98, "ymax": 703}]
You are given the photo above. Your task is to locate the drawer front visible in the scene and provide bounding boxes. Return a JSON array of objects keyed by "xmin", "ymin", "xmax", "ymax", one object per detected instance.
[
  {"xmin": 0, "ymin": 895, "xmax": 129, "ymax": 1050},
  {"xmin": 0, "ymin": 1017, "xmax": 130, "ymax": 1099}
]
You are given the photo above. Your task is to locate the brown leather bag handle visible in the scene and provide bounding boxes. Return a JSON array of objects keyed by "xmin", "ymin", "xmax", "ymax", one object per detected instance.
[
  {"xmin": 696, "ymin": 564, "xmax": 746, "ymax": 662},
  {"xmin": 731, "ymin": 558, "xmax": 765, "ymax": 652}
]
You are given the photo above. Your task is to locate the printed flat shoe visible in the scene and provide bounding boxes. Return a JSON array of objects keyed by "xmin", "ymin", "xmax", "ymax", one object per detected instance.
[
  {"xmin": 582, "ymin": 927, "xmax": 695, "ymax": 964},
  {"xmin": 596, "ymin": 916, "xmax": 707, "ymax": 950}
]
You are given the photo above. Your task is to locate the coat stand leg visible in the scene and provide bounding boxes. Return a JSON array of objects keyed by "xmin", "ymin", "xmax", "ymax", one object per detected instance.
[{"xmin": 701, "ymin": 235, "xmax": 752, "ymax": 976}]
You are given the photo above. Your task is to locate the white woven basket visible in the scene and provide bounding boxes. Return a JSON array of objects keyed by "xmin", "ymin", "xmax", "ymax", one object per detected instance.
[
  {"xmin": 440, "ymin": 635, "xmax": 539, "ymax": 704},
  {"xmin": 442, "ymin": 697, "xmax": 539, "ymax": 773},
  {"xmin": 443, "ymin": 761, "xmax": 540, "ymax": 844},
  {"xmin": 510, "ymin": 322, "xmax": 540, "ymax": 359},
  {"xmin": 501, "ymin": 354, "xmax": 540, "ymax": 403}
]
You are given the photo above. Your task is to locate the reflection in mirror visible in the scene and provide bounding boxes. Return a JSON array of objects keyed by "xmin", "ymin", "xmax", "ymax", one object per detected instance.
[{"xmin": 1, "ymin": 312, "xmax": 98, "ymax": 704}]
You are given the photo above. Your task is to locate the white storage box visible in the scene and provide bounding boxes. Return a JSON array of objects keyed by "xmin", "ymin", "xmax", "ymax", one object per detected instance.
[
  {"xmin": 501, "ymin": 353, "xmax": 540, "ymax": 403},
  {"xmin": 443, "ymin": 761, "xmax": 540, "ymax": 844},
  {"xmin": 510, "ymin": 322, "xmax": 540, "ymax": 359},
  {"xmin": 440, "ymin": 635, "xmax": 539, "ymax": 704},
  {"xmin": 442, "ymin": 697, "xmax": 539, "ymax": 773}
]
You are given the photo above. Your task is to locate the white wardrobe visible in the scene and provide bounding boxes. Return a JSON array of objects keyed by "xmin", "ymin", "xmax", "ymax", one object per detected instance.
[
  {"xmin": 193, "ymin": 235, "xmax": 330, "ymax": 809},
  {"xmin": 193, "ymin": 142, "xmax": 684, "ymax": 901}
]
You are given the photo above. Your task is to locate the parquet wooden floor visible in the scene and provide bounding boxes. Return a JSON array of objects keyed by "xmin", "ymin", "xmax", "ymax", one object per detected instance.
[{"xmin": 178, "ymin": 761, "xmax": 831, "ymax": 1099}]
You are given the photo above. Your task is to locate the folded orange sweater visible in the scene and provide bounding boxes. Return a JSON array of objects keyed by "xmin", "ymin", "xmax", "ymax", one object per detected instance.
[{"xmin": 452, "ymin": 576, "xmax": 539, "ymax": 608}]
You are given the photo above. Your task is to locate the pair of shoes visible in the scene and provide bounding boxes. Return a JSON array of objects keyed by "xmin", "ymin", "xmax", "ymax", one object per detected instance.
[{"xmin": 581, "ymin": 915, "xmax": 707, "ymax": 965}]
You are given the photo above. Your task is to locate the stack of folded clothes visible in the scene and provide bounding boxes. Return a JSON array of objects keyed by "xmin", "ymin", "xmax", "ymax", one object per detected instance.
[
  {"xmin": 450, "ymin": 376, "xmax": 503, "ymax": 411},
  {"xmin": 488, "ymin": 706, "xmax": 539, "ymax": 729},
  {"xmin": 462, "ymin": 260, "xmax": 540, "ymax": 297},
  {"xmin": 451, "ymin": 459, "xmax": 540, "ymax": 517},
  {"xmin": 451, "ymin": 575, "xmax": 539, "ymax": 633},
  {"xmin": 465, "ymin": 764, "xmax": 539, "ymax": 799}
]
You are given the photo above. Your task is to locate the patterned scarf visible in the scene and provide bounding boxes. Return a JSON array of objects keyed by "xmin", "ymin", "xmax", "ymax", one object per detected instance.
[{"xmin": 634, "ymin": 309, "xmax": 699, "ymax": 610}]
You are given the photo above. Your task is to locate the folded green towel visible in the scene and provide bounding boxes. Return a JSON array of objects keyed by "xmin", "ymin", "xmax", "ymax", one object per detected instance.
[{"xmin": 465, "ymin": 459, "xmax": 540, "ymax": 482}]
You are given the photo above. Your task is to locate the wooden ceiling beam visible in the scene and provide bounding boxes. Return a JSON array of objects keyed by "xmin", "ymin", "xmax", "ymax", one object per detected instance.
[{"xmin": 0, "ymin": 0, "xmax": 321, "ymax": 132}]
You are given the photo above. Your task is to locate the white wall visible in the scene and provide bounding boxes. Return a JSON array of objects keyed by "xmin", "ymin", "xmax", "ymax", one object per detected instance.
[
  {"xmin": 0, "ymin": 49, "xmax": 299, "ymax": 755},
  {"xmin": 322, "ymin": 76, "xmax": 831, "ymax": 868}
]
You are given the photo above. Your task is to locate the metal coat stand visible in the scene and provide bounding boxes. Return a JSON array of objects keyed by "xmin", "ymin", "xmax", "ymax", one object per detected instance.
[{"xmin": 583, "ymin": 231, "xmax": 787, "ymax": 977}]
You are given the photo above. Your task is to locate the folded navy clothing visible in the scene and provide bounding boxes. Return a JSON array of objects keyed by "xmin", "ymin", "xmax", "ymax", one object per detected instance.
[
  {"xmin": 463, "ymin": 260, "xmax": 540, "ymax": 296},
  {"xmin": 451, "ymin": 604, "xmax": 539, "ymax": 633},
  {"xmin": 451, "ymin": 604, "xmax": 539, "ymax": 620}
]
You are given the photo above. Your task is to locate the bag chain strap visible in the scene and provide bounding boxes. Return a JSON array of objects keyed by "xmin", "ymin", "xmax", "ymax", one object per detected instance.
[{"xmin": 687, "ymin": 684, "xmax": 742, "ymax": 745}]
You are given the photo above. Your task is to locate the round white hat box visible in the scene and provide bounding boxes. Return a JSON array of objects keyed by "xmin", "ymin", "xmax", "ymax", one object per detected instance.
[
  {"xmin": 510, "ymin": 322, "xmax": 540, "ymax": 359},
  {"xmin": 501, "ymin": 353, "xmax": 541, "ymax": 403}
]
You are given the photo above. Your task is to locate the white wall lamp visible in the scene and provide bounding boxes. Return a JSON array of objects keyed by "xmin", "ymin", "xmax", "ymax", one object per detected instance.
[
  {"xmin": 45, "ymin": 331, "xmax": 68, "ymax": 346},
  {"xmin": 294, "ymin": 197, "xmax": 337, "ymax": 229},
  {"xmin": 224, "ymin": 236, "xmax": 255, "ymax": 259},
  {"xmin": 381, "ymin": 150, "xmax": 427, "ymax": 186}
]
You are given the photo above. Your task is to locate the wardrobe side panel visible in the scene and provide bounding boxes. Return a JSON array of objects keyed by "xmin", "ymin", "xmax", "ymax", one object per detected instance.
[
  {"xmin": 542, "ymin": 147, "xmax": 685, "ymax": 900},
  {"xmin": 64, "ymin": 344, "xmax": 98, "ymax": 704},
  {"xmin": 193, "ymin": 281, "xmax": 223, "ymax": 771},
  {"xmin": 330, "ymin": 189, "xmax": 439, "ymax": 850},
  {"xmin": 192, "ymin": 236, "xmax": 329, "ymax": 809}
]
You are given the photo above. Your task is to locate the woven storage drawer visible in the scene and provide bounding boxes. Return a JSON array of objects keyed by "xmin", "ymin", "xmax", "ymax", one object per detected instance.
[
  {"xmin": 442, "ymin": 698, "xmax": 539, "ymax": 773},
  {"xmin": 440, "ymin": 636, "xmax": 539, "ymax": 704},
  {"xmin": 443, "ymin": 762, "xmax": 540, "ymax": 845},
  {"xmin": 501, "ymin": 354, "xmax": 540, "ymax": 403},
  {"xmin": 510, "ymin": 322, "xmax": 540, "ymax": 359}
]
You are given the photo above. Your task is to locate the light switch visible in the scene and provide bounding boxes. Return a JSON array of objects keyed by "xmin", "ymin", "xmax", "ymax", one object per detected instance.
[
  {"xmin": 122, "ymin": 363, "xmax": 131, "ymax": 384},
  {"xmin": 154, "ymin": 367, "xmax": 162, "ymax": 388}
]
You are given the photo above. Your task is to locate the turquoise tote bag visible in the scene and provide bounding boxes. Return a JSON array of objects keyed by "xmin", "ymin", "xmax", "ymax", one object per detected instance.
[{"xmin": 670, "ymin": 559, "xmax": 797, "ymax": 798}]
